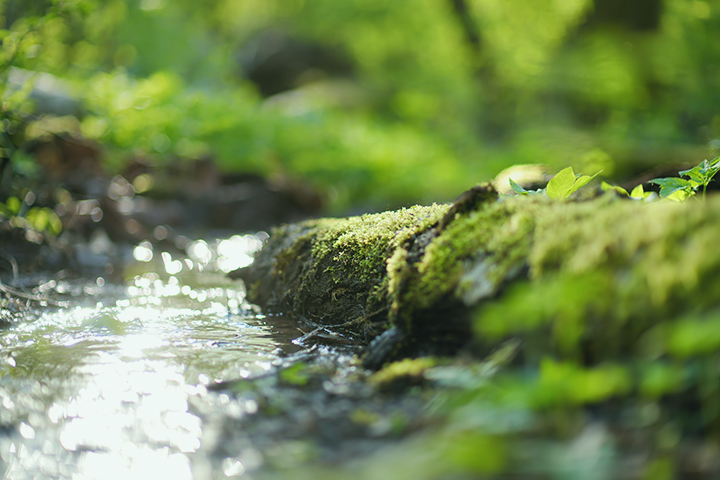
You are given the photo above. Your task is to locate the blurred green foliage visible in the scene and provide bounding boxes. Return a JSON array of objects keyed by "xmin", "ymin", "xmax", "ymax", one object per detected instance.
[
  {"xmin": 0, "ymin": 195, "xmax": 61, "ymax": 235},
  {"xmin": 1, "ymin": 0, "xmax": 719, "ymax": 210}
]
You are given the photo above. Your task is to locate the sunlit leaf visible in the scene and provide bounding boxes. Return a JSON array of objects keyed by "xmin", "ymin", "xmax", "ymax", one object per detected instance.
[
  {"xmin": 629, "ymin": 184, "xmax": 650, "ymax": 199},
  {"xmin": 546, "ymin": 166, "xmax": 576, "ymax": 199},
  {"xmin": 678, "ymin": 162, "xmax": 706, "ymax": 186},
  {"xmin": 601, "ymin": 181, "xmax": 628, "ymax": 196},
  {"xmin": 567, "ymin": 170, "xmax": 601, "ymax": 196},
  {"xmin": 649, "ymin": 177, "xmax": 694, "ymax": 200}
]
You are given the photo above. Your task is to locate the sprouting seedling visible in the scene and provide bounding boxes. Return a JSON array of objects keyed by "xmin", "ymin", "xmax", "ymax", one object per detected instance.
[
  {"xmin": 510, "ymin": 166, "xmax": 600, "ymax": 199},
  {"xmin": 650, "ymin": 156, "xmax": 720, "ymax": 201}
]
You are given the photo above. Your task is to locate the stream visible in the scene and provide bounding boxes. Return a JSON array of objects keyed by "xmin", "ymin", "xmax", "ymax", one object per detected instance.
[{"xmin": 0, "ymin": 233, "xmax": 336, "ymax": 479}]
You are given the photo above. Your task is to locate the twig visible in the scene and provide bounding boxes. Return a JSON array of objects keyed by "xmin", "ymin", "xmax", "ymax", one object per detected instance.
[
  {"xmin": 0, "ymin": 249, "xmax": 19, "ymax": 284},
  {"xmin": 0, "ymin": 281, "xmax": 69, "ymax": 307},
  {"xmin": 293, "ymin": 318, "xmax": 364, "ymax": 345}
]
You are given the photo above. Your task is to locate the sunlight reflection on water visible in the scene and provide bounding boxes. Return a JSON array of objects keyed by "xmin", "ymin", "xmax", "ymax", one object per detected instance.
[{"xmin": 0, "ymin": 235, "xmax": 301, "ymax": 479}]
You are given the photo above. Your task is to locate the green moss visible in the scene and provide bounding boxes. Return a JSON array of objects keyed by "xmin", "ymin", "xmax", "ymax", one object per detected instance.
[
  {"xmin": 246, "ymin": 203, "xmax": 449, "ymax": 339},
  {"xmin": 249, "ymin": 186, "xmax": 720, "ymax": 370},
  {"xmin": 297, "ymin": 205, "xmax": 448, "ymax": 315},
  {"xmin": 369, "ymin": 357, "xmax": 439, "ymax": 391},
  {"xmin": 416, "ymin": 198, "xmax": 535, "ymax": 303},
  {"xmin": 310, "ymin": 204, "xmax": 448, "ymax": 282},
  {"xmin": 386, "ymin": 247, "xmax": 409, "ymax": 314},
  {"xmin": 473, "ymin": 194, "xmax": 720, "ymax": 361},
  {"xmin": 386, "ymin": 196, "xmax": 542, "ymax": 331}
]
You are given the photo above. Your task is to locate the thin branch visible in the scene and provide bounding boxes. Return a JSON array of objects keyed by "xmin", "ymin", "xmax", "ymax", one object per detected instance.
[
  {"xmin": 0, "ymin": 249, "xmax": 19, "ymax": 283},
  {"xmin": 0, "ymin": 280, "xmax": 69, "ymax": 307}
]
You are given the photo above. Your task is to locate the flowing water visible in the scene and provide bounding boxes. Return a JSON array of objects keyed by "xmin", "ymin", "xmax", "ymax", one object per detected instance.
[{"xmin": 0, "ymin": 234, "xmax": 313, "ymax": 479}]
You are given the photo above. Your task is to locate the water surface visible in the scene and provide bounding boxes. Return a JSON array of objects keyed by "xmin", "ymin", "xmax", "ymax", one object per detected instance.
[{"xmin": 0, "ymin": 236, "xmax": 304, "ymax": 479}]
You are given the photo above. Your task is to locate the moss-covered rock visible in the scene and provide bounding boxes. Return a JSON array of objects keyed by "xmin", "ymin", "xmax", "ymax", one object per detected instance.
[
  {"xmin": 232, "ymin": 202, "xmax": 451, "ymax": 343},
  {"xmin": 236, "ymin": 186, "xmax": 720, "ymax": 370}
]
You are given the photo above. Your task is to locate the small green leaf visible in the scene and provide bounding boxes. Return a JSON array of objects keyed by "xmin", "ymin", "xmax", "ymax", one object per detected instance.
[
  {"xmin": 666, "ymin": 189, "xmax": 694, "ymax": 202},
  {"xmin": 678, "ymin": 158, "xmax": 720, "ymax": 190},
  {"xmin": 567, "ymin": 170, "xmax": 602, "ymax": 196},
  {"xmin": 629, "ymin": 184, "xmax": 651, "ymax": 200},
  {"xmin": 704, "ymin": 159, "xmax": 720, "ymax": 182},
  {"xmin": 509, "ymin": 178, "xmax": 529, "ymax": 195},
  {"xmin": 546, "ymin": 167, "xmax": 576, "ymax": 199},
  {"xmin": 678, "ymin": 163, "xmax": 706, "ymax": 186},
  {"xmin": 650, "ymin": 177, "xmax": 694, "ymax": 200},
  {"xmin": 508, "ymin": 178, "xmax": 543, "ymax": 196},
  {"xmin": 601, "ymin": 181, "xmax": 628, "ymax": 196}
]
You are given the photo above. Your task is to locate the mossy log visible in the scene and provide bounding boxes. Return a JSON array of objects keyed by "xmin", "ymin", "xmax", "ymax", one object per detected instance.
[{"xmin": 235, "ymin": 186, "xmax": 720, "ymax": 369}]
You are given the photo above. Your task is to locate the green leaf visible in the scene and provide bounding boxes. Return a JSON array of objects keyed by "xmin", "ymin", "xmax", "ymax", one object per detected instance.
[
  {"xmin": 509, "ymin": 178, "xmax": 529, "ymax": 195},
  {"xmin": 666, "ymin": 189, "xmax": 694, "ymax": 202},
  {"xmin": 629, "ymin": 184, "xmax": 651, "ymax": 200},
  {"xmin": 601, "ymin": 181, "xmax": 628, "ymax": 196},
  {"xmin": 546, "ymin": 167, "xmax": 576, "ymax": 199},
  {"xmin": 650, "ymin": 177, "xmax": 694, "ymax": 200},
  {"xmin": 567, "ymin": 170, "xmax": 602, "ymax": 196},
  {"xmin": 678, "ymin": 161, "xmax": 712, "ymax": 188},
  {"xmin": 508, "ymin": 178, "xmax": 543, "ymax": 196},
  {"xmin": 678, "ymin": 158, "xmax": 720, "ymax": 190},
  {"xmin": 704, "ymin": 159, "xmax": 720, "ymax": 182},
  {"xmin": 547, "ymin": 167, "xmax": 601, "ymax": 199}
]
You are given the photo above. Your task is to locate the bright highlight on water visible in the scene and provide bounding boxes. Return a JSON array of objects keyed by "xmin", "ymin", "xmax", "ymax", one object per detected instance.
[{"xmin": 0, "ymin": 234, "xmax": 299, "ymax": 479}]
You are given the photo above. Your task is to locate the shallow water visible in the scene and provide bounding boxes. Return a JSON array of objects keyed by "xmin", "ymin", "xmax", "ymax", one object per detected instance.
[{"xmin": 0, "ymin": 236, "xmax": 308, "ymax": 479}]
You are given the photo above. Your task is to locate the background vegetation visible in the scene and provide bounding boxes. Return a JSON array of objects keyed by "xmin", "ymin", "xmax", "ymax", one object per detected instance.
[{"xmin": 1, "ymin": 0, "xmax": 719, "ymax": 212}]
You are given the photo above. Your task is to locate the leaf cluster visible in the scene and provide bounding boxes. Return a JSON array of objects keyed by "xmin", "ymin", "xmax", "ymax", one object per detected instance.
[
  {"xmin": 509, "ymin": 166, "xmax": 600, "ymax": 199},
  {"xmin": 650, "ymin": 157, "xmax": 720, "ymax": 201},
  {"xmin": 600, "ymin": 182, "xmax": 653, "ymax": 201}
]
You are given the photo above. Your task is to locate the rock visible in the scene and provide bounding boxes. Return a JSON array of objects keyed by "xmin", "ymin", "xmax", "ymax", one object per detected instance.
[
  {"xmin": 232, "ymin": 203, "xmax": 450, "ymax": 344},
  {"xmin": 234, "ymin": 185, "xmax": 501, "ymax": 366},
  {"xmin": 236, "ymin": 185, "xmax": 720, "ymax": 369}
]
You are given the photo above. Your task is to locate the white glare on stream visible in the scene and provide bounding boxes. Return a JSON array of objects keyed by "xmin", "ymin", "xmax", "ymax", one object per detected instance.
[{"xmin": 0, "ymin": 233, "xmax": 298, "ymax": 479}]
